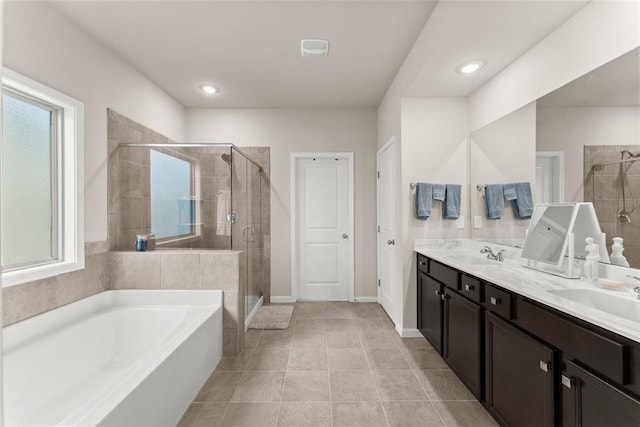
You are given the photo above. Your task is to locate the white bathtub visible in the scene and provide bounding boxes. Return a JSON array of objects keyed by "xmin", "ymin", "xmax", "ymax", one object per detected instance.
[{"xmin": 3, "ymin": 290, "xmax": 222, "ymax": 426}]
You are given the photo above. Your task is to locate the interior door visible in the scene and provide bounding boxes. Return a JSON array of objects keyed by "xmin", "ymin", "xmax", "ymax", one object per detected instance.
[
  {"xmin": 296, "ymin": 156, "xmax": 350, "ymax": 300},
  {"xmin": 377, "ymin": 139, "xmax": 396, "ymax": 320},
  {"xmin": 536, "ymin": 152, "xmax": 563, "ymax": 204}
]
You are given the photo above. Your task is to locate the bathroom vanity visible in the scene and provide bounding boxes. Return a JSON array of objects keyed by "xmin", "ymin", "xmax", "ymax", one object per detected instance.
[{"xmin": 416, "ymin": 240, "xmax": 640, "ymax": 427}]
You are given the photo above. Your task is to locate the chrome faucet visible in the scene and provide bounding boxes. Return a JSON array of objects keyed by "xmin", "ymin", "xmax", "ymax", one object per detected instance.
[
  {"xmin": 480, "ymin": 246, "xmax": 506, "ymax": 262},
  {"xmin": 627, "ymin": 275, "xmax": 640, "ymax": 300}
]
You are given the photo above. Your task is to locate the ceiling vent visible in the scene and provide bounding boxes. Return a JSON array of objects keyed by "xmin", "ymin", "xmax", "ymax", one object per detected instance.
[{"xmin": 301, "ymin": 39, "xmax": 329, "ymax": 58}]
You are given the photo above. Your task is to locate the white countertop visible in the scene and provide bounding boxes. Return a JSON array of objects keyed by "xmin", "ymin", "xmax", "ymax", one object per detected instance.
[{"xmin": 414, "ymin": 239, "xmax": 640, "ymax": 344}]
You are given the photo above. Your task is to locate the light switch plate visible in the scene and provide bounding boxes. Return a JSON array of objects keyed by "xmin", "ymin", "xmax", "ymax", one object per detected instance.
[
  {"xmin": 474, "ymin": 215, "xmax": 483, "ymax": 229},
  {"xmin": 456, "ymin": 216, "xmax": 465, "ymax": 229}
]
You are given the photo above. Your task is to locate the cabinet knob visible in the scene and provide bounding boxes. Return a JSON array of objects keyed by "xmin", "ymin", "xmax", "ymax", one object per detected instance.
[
  {"xmin": 561, "ymin": 375, "xmax": 574, "ymax": 389},
  {"xmin": 441, "ymin": 294, "xmax": 448, "ymax": 301},
  {"xmin": 539, "ymin": 360, "xmax": 551, "ymax": 373},
  {"xmin": 419, "ymin": 261, "xmax": 426, "ymax": 266},
  {"xmin": 465, "ymin": 284, "xmax": 474, "ymax": 292},
  {"xmin": 490, "ymin": 296, "xmax": 500, "ymax": 305},
  {"xmin": 435, "ymin": 290, "xmax": 440, "ymax": 296}
]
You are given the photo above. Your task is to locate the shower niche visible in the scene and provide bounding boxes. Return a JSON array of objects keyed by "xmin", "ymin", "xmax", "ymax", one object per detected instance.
[{"xmin": 108, "ymin": 110, "xmax": 270, "ymax": 323}]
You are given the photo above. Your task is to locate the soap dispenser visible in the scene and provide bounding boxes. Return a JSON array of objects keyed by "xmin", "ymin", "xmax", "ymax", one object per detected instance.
[
  {"xmin": 610, "ymin": 237, "xmax": 630, "ymax": 267},
  {"xmin": 584, "ymin": 237, "xmax": 601, "ymax": 284}
]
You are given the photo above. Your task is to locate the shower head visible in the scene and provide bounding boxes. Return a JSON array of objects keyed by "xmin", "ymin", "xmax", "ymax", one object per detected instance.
[{"xmin": 221, "ymin": 153, "xmax": 231, "ymax": 166}]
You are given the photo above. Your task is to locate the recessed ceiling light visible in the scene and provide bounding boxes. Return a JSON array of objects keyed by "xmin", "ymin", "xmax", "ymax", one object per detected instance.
[
  {"xmin": 301, "ymin": 39, "xmax": 329, "ymax": 58},
  {"xmin": 457, "ymin": 60, "xmax": 486, "ymax": 74},
  {"xmin": 199, "ymin": 84, "xmax": 219, "ymax": 95}
]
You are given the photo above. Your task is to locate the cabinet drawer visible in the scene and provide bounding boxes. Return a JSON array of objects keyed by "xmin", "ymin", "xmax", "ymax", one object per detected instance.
[
  {"xmin": 517, "ymin": 299, "xmax": 627, "ymax": 385},
  {"xmin": 460, "ymin": 274, "xmax": 482, "ymax": 303},
  {"xmin": 417, "ymin": 254, "xmax": 429, "ymax": 274},
  {"xmin": 429, "ymin": 260, "xmax": 459, "ymax": 288},
  {"xmin": 484, "ymin": 284, "xmax": 513, "ymax": 320}
]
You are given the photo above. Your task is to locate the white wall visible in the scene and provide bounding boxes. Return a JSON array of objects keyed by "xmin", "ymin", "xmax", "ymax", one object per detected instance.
[
  {"xmin": 468, "ymin": 1, "xmax": 640, "ymax": 132},
  {"xmin": 470, "ymin": 102, "xmax": 537, "ymax": 240},
  {"xmin": 186, "ymin": 108, "xmax": 378, "ymax": 300},
  {"xmin": 537, "ymin": 106, "xmax": 640, "ymax": 202},
  {"xmin": 399, "ymin": 97, "xmax": 469, "ymax": 329},
  {"xmin": 3, "ymin": 2, "xmax": 186, "ymax": 242},
  {"xmin": 0, "ymin": 0, "xmax": 5, "ymax": 420}
]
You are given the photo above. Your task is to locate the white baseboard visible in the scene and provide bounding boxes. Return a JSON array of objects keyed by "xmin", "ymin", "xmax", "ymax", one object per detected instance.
[
  {"xmin": 353, "ymin": 296, "xmax": 378, "ymax": 303},
  {"xmin": 245, "ymin": 296, "xmax": 264, "ymax": 331},
  {"xmin": 395, "ymin": 325, "xmax": 423, "ymax": 338},
  {"xmin": 270, "ymin": 296, "xmax": 296, "ymax": 303}
]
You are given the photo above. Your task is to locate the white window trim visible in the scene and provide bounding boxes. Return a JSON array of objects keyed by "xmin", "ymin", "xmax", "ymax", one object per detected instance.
[{"xmin": 2, "ymin": 68, "xmax": 84, "ymax": 287}]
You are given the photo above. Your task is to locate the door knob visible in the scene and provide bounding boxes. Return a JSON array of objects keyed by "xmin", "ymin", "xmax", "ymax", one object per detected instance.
[
  {"xmin": 387, "ymin": 239, "xmax": 395, "ymax": 245},
  {"xmin": 342, "ymin": 234, "xmax": 349, "ymax": 239}
]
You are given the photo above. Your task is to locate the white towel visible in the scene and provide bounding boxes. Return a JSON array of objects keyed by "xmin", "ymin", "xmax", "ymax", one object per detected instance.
[{"xmin": 216, "ymin": 190, "xmax": 231, "ymax": 236}]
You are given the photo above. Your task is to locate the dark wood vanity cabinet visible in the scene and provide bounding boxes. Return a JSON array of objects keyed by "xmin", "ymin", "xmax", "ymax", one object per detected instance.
[
  {"xmin": 486, "ymin": 312, "xmax": 556, "ymax": 427},
  {"xmin": 417, "ymin": 271, "xmax": 443, "ymax": 353},
  {"xmin": 443, "ymin": 287, "xmax": 483, "ymax": 399},
  {"xmin": 561, "ymin": 360, "xmax": 640, "ymax": 427}
]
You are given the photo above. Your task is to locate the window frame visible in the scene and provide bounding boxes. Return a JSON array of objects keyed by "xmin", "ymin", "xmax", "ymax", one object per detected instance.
[
  {"xmin": 1, "ymin": 68, "xmax": 84, "ymax": 287},
  {"xmin": 149, "ymin": 147, "xmax": 201, "ymax": 245}
]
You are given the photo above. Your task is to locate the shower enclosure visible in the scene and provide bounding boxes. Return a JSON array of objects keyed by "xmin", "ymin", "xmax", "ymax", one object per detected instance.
[{"xmin": 115, "ymin": 142, "xmax": 266, "ymax": 321}]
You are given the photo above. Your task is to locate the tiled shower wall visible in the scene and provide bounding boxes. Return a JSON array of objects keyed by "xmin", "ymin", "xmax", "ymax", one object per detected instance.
[{"xmin": 585, "ymin": 145, "xmax": 640, "ymax": 267}]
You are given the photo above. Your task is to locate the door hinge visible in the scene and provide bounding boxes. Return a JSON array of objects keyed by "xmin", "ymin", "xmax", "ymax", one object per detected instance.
[
  {"xmin": 378, "ymin": 279, "xmax": 381, "ymax": 287},
  {"xmin": 377, "ymin": 171, "xmax": 380, "ymax": 179},
  {"xmin": 377, "ymin": 225, "xmax": 380, "ymax": 232}
]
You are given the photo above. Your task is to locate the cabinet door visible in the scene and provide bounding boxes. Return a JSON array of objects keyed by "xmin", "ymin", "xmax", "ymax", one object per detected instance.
[
  {"xmin": 444, "ymin": 288, "xmax": 483, "ymax": 400},
  {"xmin": 486, "ymin": 312, "xmax": 556, "ymax": 427},
  {"xmin": 562, "ymin": 360, "xmax": 640, "ymax": 427},
  {"xmin": 418, "ymin": 271, "xmax": 443, "ymax": 354}
]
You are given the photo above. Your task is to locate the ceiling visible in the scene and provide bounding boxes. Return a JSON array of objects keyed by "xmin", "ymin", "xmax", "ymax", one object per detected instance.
[
  {"xmin": 50, "ymin": 0, "xmax": 590, "ymax": 109},
  {"xmin": 51, "ymin": 0, "xmax": 437, "ymax": 108},
  {"xmin": 538, "ymin": 47, "xmax": 640, "ymax": 107}
]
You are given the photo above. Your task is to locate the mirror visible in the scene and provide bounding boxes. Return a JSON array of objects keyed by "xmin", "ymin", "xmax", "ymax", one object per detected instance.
[
  {"xmin": 521, "ymin": 203, "xmax": 610, "ymax": 267},
  {"xmin": 470, "ymin": 47, "xmax": 640, "ymax": 268}
]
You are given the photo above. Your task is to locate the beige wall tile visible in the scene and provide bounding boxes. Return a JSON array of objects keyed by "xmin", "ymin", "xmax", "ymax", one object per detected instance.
[
  {"xmin": 200, "ymin": 252, "xmax": 239, "ymax": 290},
  {"xmin": 3, "ymin": 276, "xmax": 59, "ymax": 325},
  {"xmin": 161, "ymin": 253, "xmax": 200, "ymax": 289},
  {"xmin": 124, "ymin": 252, "xmax": 161, "ymax": 289},
  {"xmin": 223, "ymin": 290, "xmax": 239, "ymax": 329}
]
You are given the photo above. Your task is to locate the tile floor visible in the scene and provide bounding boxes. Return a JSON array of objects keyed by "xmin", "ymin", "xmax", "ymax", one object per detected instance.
[{"xmin": 179, "ymin": 302, "xmax": 498, "ymax": 427}]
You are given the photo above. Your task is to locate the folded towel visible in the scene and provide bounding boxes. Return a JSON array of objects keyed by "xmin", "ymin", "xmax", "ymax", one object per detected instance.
[
  {"xmin": 443, "ymin": 184, "xmax": 462, "ymax": 219},
  {"xmin": 512, "ymin": 182, "xmax": 533, "ymax": 219},
  {"xmin": 415, "ymin": 183, "xmax": 433, "ymax": 220},
  {"xmin": 485, "ymin": 184, "xmax": 504, "ymax": 219},
  {"xmin": 432, "ymin": 184, "xmax": 446, "ymax": 201},
  {"xmin": 502, "ymin": 183, "xmax": 517, "ymax": 201}
]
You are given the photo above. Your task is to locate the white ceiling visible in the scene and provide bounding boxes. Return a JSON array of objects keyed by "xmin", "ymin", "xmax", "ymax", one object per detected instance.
[
  {"xmin": 405, "ymin": 0, "xmax": 589, "ymax": 97},
  {"xmin": 50, "ymin": 0, "xmax": 590, "ymax": 108},
  {"xmin": 51, "ymin": 0, "xmax": 437, "ymax": 108},
  {"xmin": 538, "ymin": 47, "xmax": 640, "ymax": 107}
]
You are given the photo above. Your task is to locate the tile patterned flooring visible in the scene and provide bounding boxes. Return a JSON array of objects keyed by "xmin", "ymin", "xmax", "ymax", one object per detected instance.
[{"xmin": 179, "ymin": 302, "xmax": 498, "ymax": 427}]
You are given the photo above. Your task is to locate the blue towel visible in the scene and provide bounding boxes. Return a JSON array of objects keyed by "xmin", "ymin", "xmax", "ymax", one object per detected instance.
[
  {"xmin": 443, "ymin": 184, "xmax": 461, "ymax": 219},
  {"xmin": 485, "ymin": 184, "xmax": 504, "ymax": 219},
  {"xmin": 415, "ymin": 183, "xmax": 433, "ymax": 220},
  {"xmin": 512, "ymin": 182, "xmax": 533, "ymax": 219},
  {"xmin": 502, "ymin": 183, "xmax": 517, "ymax": 201},
  {"xmin": 432, "ymin": 184, "xmax": 446, "ymax": 201}
]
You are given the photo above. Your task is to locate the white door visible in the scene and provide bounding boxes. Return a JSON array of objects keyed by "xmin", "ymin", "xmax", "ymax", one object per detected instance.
[
  {"xmin": 377, "ymin": 139, "xmax": 395, "ymax": 320},
  {"xmin": 536, "ymin": 152, "xmax": 564, "ymax": 204},
  {"xmin": 295, "ymin": 155, "xmax": 352, "ymax": 300}
]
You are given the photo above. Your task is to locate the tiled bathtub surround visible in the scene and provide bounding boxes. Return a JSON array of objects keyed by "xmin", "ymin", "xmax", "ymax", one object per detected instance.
[
  {"xmin": 110, "ymin": 250, "xmax": 244, "ymax": 356},
  {"xmin": 3, "ymin": 241, "xmax": 110, "ymax": 326}
]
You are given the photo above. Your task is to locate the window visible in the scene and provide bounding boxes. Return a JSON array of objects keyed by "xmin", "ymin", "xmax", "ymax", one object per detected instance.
[
  {"xmin": 1, "ymin": 69, "xmax": 84, "ymax": 286},
  {"xmin": 150, "ymin": 149, "xmax": 196, "ymax": 241}
]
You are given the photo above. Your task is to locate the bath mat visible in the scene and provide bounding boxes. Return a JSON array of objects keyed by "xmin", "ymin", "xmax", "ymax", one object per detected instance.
[{"xmin": 249, "ymin": 305, "xmax": 294, "ymax": 330}]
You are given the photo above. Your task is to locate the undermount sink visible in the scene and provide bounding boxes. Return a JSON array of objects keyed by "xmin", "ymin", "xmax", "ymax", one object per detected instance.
[
  {"xmin": 445, "ymin": 254, "xmax": 499, "ymax": 266},
  {"xmin": 547, "ymin": 288, "xmax": 640, "ymax": 323}
]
